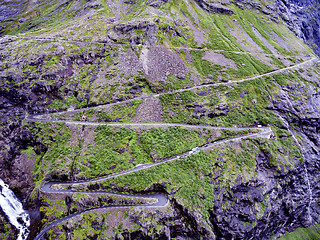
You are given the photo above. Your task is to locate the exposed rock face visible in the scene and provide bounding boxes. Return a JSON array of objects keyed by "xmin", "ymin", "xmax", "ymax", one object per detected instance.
[
  {"xmin": 0, "ymin": 0, "xmax": 25, "ymax": 22},
  {"xmin": 0, "ymin": 87, "xmax": 42, "ymax": 198},
  {"xmin": 234, "ymin": 0, "xmax": 320, "ymax": 56},
  {"xmin": 209, "ymin": 155, "xmax": 320, "ymax": 239},
  {"xmin": 208, "ymin": 71, "xmax": 320, "ymax": 239},
  {"xmin": 275, "ymin": 0, "xmax": 320, "ymax": 55},
  {"xmin": 108, "ymin": 20, "xmax": 159, "ymax": 46},
  {"xmin": 195, "ymin": 0, "xmax": 234, "ymax": 14},
  {"xmin": 0, "ymin": 44, "xmax": 109, "ymax": 202}
]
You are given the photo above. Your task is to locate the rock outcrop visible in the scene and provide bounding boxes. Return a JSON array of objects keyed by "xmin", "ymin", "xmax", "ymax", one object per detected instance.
[
  {"xmin": 196, "ymin": 0, "xmax": 234, "ymax": 15},
  {"xmin": 275, "ymin": 0, "xmax": 320, "ymax": 56}
]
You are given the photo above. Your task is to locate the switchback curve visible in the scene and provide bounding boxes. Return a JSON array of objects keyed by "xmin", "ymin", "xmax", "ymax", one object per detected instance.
[{"xmin": 28, "ymin": 56, "xmax": 318, "ymax": 239}]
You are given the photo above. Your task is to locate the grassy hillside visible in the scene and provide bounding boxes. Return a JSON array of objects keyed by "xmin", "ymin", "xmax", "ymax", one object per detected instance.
[{"xmin": 0, "ymin": 0, "xmax": 319, "ymax": 239}]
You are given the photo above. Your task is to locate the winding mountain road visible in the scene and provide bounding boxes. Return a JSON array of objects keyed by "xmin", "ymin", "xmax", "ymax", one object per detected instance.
[
  {"xmin": 27, "ymin": 56, "xmax": 318, "ymax": 239},
  {"xmin": 31, "ymin": 120, "xmax": 271, "ymax": 240}
]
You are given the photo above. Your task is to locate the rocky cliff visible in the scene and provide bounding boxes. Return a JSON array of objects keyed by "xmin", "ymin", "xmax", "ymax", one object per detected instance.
[
  {"xmin": 232, "ymin": 0, "xmax": 320, "ymax": 56},
  {"xmin": 276, "ymin": 0, "xmax": 320, "ymax": 56},
  {"xmin": 0, "ymin": 0, "xmax": 320, "ymax": 239}
]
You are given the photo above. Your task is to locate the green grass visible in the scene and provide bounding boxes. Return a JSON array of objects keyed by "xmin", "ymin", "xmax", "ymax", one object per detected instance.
[
  {"xmin": 31, "ymin": 122, "xmax": 234, "ymax": 180},
  {"xmin": 40, "ymin": 198, "xmax": 67, "ymax": 227},
  {"xmin": 140, "ymin": 126, "xmax": 206, "ymax": 160},
  {"xmin": 190, "ymin": 50, "xmax": 223, "ymax": 80},
  {"xmin": 4, "ymin": 0, "xmax": 317, "ymax": 238},
  {"xmin": 222, "ymin": 52, "xmax": 272, "ymax": 79},
  {"xmin": 231, "ymin": 7, "xmax": 291, "ymax": 56},
  {"xmin": 4, "ymin": 0, "xmax": 82, "ymax": 35},
  {"xmin": 159, "ymin": 76, "xmax": 281, "ymax": 127},
  {"xmin": 75, "ymin": 125, "xmax": 213, "ymax": 178},
  {"xmin": 58, "ymin": 99, "xmax": 143, "ymax": 123},
  {"xmin": 39, "ymin": 192, "xmax": 149, "ymax": 229},
  {"xmin": 275, "ymin": 224, "xmax": 320, "ymax": 240},
  {"xmin": 45, "ymin": 212, "xmax": 110, "ymax": 240},
  {"xmin": 31, "ymin": 122, "xmax": 75, "ymax": 184},
  {"xmin": 189, "ymin": 49, "xmax": 272, "ymax": 82},
  {"xmin": 86, "ymin": 126, "xmax": 302, "ymax": 224},
  {"xmin": 46, "ymin": 55, "xmax": 60, "ymax": 66},
  {"xmin": 28, "ymin": 120, "xmax": 262, "ymax": 183},
  {"xmin": 87, "ymin": 139, "xmax": 259, "ymax": 221}
]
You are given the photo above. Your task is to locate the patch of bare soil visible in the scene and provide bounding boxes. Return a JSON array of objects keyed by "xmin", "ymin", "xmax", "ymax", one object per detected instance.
[
  {"xmin": 252, "ymin": 27, "xmax": 279, "ymax": 54},
  {"xmin": 203, "ymin": 51, "xmax": 238, "ymax": 69},
  {"xmin": 131, "ymin": 97, "xmax": 163, "ymax": 123},
  {"xmin": 67, "ymin": 124, "xmax": 83, "ymax": 147},
  {"xmin": 267, "ymin": 31, "xmax": 294, "ymax": 52},
  {"xmin": 184, "ymin": 49, "xmax": 194, "ymax": 63},
  {"xmin": 91, "ymin": 47, "xmax": 144, "ymax": 104},
  {"xmin": 260, "ymin": 30, "xmax": 308, "ymax": 66},
  {"xmin": 80, "ymin": 126, "xmax": 97, "ymax": 156},
  {"xmin": 91, "ymin": 59, "xmax": 113, "ymax": 88},
  {"xmin": 228, "ymin": 23, "xmax": 274, "ymax": 67},
  {"xmin": 181, "ymin": 0, "xmax": 207, "ymax": 46},
  {"xmin": 97, "ymin": 209, "xmax": 134, "ymax": 237},
  {"xmin": 229, "ymin": 24, "xmax": 263, "ymax": 53}
]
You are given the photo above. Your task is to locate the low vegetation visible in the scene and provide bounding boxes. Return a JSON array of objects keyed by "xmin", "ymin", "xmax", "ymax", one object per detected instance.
[
  {"xmin": 2, "ymin": 0, "xmax": 317, "ymax": 238},
  {"xmin": 87, "ymin": 133, "xmax": 300, "ymax": 222},
  {"xmin": 29, "ymin": 120, "xmax": 259, "ymax": 183},
  {"xmin": 275, "ymin": 224, "xmax": 320, "ymax": 240}
]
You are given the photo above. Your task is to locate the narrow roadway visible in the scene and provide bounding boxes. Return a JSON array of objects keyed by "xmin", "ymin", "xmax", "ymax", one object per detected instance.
[
  {"xmin": 28, "ymin": 55, "xmax": 317, "ymax": 240},
  {"xmin": 32, "ymin": 122, "xmax": 271, "ymax": 240},
  {"xmin": 3, "ymin": 35, "xmax": 314, "ymax": 58},
  {"xmin": 27, "ymin": 56, "xmax": 317, "ymax": 117}
]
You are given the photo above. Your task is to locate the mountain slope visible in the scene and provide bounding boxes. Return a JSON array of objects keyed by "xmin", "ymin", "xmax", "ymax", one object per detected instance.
[{"xmin": 0, "ymin": 0, "xmax": 320, "ymax": 239}]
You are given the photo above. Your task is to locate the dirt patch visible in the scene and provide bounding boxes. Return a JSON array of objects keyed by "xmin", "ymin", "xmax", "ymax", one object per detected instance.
[
  {"xmin": 92, "ymin": 59, "xmax": 114, "ymax": 88},
  {"xmin": 267, "ymin": 31, "xmax": 294, "ymax": 52},
  {"xmin": 184, "ymin": 49, "xmax": 194, "ymax": 63},
  {"xmin": 229, "ymin": 24, "xmax": 262, "ymax": 53},
  {"xmin": 131, "ymin": 97, "xmax": 163, "ymax": 123},
  {"xmin": 80, "ymin": 126, "xmax": 97, "ymax": 156},
  {"xmin": 251, "ymin": 27, "xmax": 279, "ymax": 55},
  {"xmin": 228, "ymin": 23, "xmax": 273, "ymax": 66},
  {"xmin": 66, "ymin": 126, "xmax": 78, "ymax": 145},
  {"xmin": 97, "ymin": 208, "xmax": 134, "ymax": 237},
  {"xmin": 203, "ymin": 51, "xmax": 238, "ymax": 69},
  {"xmin": 181, "ymin": 0, "xmax": 207, "ymax": 46},
  {"xmin": 91, "ymin": 46, "xmax": 144, "ymax": 104},
  {"xmin": 184, "ymin": 17, "xmax": 206, "ymax": 46}
]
